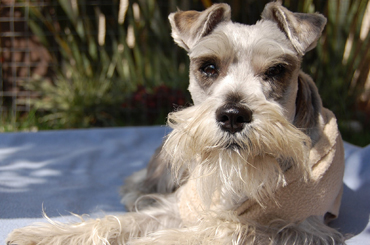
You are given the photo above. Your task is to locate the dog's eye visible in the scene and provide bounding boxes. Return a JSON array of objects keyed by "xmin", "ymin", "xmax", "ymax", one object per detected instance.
[
  {"xmin": 200, "ymin": 64, "xmax": 219, "ymax": 78},
  {"xmin": 264, "ymin": 64, "xmax": 286, "ymax": 79}
]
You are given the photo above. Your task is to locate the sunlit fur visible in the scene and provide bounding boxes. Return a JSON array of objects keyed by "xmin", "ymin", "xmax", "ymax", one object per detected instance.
[
  {"xmin": 7, "ymin": 195, "xmax": 182, "ymax": 245},
  {"xmin": 163, "ymin": 96, "xmax": 311, "ymax": 208}
]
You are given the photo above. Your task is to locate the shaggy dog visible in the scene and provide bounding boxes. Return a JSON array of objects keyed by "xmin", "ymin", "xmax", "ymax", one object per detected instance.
[{"xmin": 7, "ymin": 2, "xmax": 345, "ymax": 244}]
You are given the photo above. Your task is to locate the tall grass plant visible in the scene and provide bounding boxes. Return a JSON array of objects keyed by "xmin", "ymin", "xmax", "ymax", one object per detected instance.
[{"xmin": 11, "ymin": 0, "xmax": 370, "ymax": 145}]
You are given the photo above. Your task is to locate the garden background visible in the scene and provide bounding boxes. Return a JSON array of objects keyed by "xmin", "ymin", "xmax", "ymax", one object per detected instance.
[{"xmin": 1, "ymin": 0, "xmax": 369, "ymax": 146}]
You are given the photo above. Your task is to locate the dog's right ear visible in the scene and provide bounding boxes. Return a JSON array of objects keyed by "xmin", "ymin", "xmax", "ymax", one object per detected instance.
[{"xmin": 168, "ymin": 4, "xmax": 231, "ymax": 51}]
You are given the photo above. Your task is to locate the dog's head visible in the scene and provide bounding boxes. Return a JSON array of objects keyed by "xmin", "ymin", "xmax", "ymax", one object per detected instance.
[{"xmin": 164, "ymin": 3, "xmax": 326, "ymax": 206}]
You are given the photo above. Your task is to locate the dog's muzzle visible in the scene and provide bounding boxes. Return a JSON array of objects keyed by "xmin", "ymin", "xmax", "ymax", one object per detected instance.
[{"xmin": 216, "ymin": 103, "xmax": 253, "ymax": 133}]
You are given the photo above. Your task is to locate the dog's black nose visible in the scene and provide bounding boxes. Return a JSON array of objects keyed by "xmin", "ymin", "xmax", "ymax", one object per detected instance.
[{"xmin": 216, "ymin": 104, "xmax": 253, "ymax": 133}]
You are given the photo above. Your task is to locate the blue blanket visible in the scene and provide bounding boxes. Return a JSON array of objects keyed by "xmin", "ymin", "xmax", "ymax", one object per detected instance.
[{"xmin": 0, "ymin": 127, "xmax": 369, "ymax": 244}]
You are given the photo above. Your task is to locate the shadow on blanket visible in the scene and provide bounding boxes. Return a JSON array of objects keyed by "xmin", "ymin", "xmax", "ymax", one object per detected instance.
[{"xmin": 331, "ymin": 183, "xmax": 370, "ymax": 237}]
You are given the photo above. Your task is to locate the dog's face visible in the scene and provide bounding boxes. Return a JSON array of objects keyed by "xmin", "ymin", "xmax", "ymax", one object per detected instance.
[
  {"xmin": 169, "ymin": 2, "xmax": 326, "ymax": 128},
  {"xmin": 164, "ymin": 3, "xmax": 327, "ymax": 207},
  {"xmin": 185, "ymin": 17, "xmax": 300, "ymax": 117}
]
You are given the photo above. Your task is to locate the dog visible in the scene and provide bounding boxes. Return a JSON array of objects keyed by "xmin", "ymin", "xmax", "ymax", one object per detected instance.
[{"xmin": 7, "ymin": 2, "xmax": 345, "ymax": 244}]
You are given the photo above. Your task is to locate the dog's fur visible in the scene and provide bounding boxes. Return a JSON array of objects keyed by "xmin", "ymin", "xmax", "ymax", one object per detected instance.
[{"xmin": 7, "ymin": 2, "xmax": 345, "ymax": 245}]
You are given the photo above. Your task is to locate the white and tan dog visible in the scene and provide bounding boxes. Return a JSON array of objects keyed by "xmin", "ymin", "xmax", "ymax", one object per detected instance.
[{"xmin": 7, "ymin": 2, "xmax": 345, "ymax": 245}]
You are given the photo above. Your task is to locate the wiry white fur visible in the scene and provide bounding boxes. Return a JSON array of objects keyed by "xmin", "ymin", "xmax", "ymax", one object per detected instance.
[
  {"xmin": 163, "ymin": 96, "xmax": 311, "ymax": 208},
  {"xmin": 7, "ymin": 195, "xmax": 183, "ymax": 245},
  {"xmin": 128, "ymin": 215, "xmax": 344, "ymax": 245}
]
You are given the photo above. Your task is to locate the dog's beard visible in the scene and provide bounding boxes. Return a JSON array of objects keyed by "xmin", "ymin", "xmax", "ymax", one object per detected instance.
[{"xmin": 163, "ymin": 99, "xmax": 311, "ymax": 208}]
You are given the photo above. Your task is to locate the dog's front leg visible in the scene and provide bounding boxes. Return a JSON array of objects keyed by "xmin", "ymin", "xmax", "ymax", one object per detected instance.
[
  {"xmin": 121, "ymin": 144, "xmax": 187, "ymax": 211},
  {"xmin": 127, "ymin": 213, "xmax": 258, "ymax": 245},
  {"xmin": 7, "ymin": 214, "xmax": 132, "ymax": 245},
  {"xmin": 7, "ymin": 195, "xmax": 182, "ymax": 245}
]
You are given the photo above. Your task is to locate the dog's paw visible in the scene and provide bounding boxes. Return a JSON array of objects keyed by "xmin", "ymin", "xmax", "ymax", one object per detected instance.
[{"xmin": 6, "ymin": 229, "xmax": 38, "ymax": 245}]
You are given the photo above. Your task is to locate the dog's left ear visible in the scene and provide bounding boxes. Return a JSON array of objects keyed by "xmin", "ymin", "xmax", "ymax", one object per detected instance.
[
  {"xmin": 262, "ymin": 2, "xmax": 327, "ymax": 55},
  {"xmin": 169, "ymin": 4, "xmax": 231, "ymax": 51},
  {"xmin": 294, "ymin": 72, "xmax": 322, "ymax": 140}
]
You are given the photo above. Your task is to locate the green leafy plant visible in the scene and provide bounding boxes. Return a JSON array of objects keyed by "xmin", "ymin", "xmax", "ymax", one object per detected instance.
[{"xmin": 22, "ymin": 0, "xmax": 190, "ymax": 128}]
